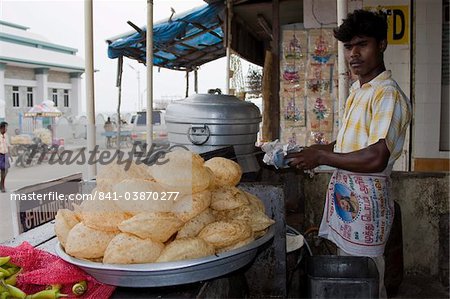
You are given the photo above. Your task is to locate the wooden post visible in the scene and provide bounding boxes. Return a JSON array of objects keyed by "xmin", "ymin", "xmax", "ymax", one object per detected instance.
[
  {"xmin": 194, "ymin": 69, "xmax": 198, "ymax": 93},
  {"xmin": 270, "ymin": 0, "xmax": 280, "ymax": 140},
  {"xmin": 146, "ymin": 0, "xmax": 154, "ymax": 149},
  {"xmin": 262, "ymin": 51, "xmax": 272, "ymax": 142},
  {"xmin": 185, "ymin": 71, "xmax": 189, "ymax": 98},
  {"xmin": 337, "ymin": 0, "xmax": 348, "ymax": 129},
  {"xmin": 116, "ymin": 56, "xmax": 123, "ymax": 150},
  {"xmin": 84, "ymin": 0, "xmax": 96, "ymax": 179}
]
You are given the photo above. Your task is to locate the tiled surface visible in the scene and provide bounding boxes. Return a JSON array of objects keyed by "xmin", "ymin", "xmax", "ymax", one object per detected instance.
[{"xmin": 413, "ymin": 0, "xmax": 446, "ymax": 160}]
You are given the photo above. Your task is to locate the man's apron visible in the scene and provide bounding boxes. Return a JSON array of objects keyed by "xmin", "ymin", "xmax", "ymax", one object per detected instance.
[{"xmin": 318, "ymin": 169, "xmax": 394, "ymax": 257}]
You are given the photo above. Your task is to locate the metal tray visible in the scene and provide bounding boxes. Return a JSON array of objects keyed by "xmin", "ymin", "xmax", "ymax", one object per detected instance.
[{"xmin": 55, "ymin": 225, "xmax": 274, "ymax": 287}]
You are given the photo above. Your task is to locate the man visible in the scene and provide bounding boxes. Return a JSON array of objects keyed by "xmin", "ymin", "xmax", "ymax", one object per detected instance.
[
  {"xmin": 288, "ymin": 10, "xmax": 411, "ymax": 298},
  {"xmin": 0, "ymin": 122, "xmax": 12, "ymax": 192},
  {"xmin": 104, "ymin": 117, "xmax": 115, "ymax": 148}
]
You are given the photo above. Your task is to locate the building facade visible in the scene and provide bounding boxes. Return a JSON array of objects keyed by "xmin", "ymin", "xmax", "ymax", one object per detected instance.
[{"xmin": 0, "ymin": 20, "xmax": 84, "ymax": 133}]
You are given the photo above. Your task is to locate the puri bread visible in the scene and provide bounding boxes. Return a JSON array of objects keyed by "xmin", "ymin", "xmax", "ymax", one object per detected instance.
[
  {"xmin": 172, "ymin": 190, "xmax": 211, "ymax": 222},
  {"xmin": 205, "ymin": 157, "xmax": 242, "ymax": 186},
  {"xmin": 151, "ymin": 150, "xmax": 211, "ymax": 193},
  {"xmin": 219, "ymin": 205, "xmax": 275, "ymax": 232},
  {"xmin": 176, "ymin": 208, "xmax": 215, "ymax": 239},
  {"xmin": 198, "ymin": 220, "xmax": 252, "ymax": 248},
  {"xmin": 103, "ymin": 233, "xmax": 164, "ymax": 264},
  {"xmin": 156, "ymin": 237, "xmax": 214, "ymax": 262},
  {"xmin": 216, "ymin": 235, "xmax": 255, "ymax": 254},
  {"xmin": 118, "ymin": 212, "xmax": 184, "ymax": 242},
  {"xmin": 81, "ymin": 199, "xmax": 130, "ymax": 232},
  {"xmin": 55, "ymin": 209, "xmax": 79, "ymax": 248},
  {"xmin": 210, "ymin": 186, "xmax": 248, "ymax": 211},
  {"xmin": 113, "ymin": 179, "xmax": 173, "ymax": 214},
  {"xmin": 97, "ymin": 161, "xmax": 153, "ymax": 192},
  {"xmin": 71, "ymin": 202, "xmax": 83, "ymax": 221},
  {"xmin": 155, "ymin": 149, "xmax": 205, "ymax": 166},
  {"xmin": 242, "ymin": 190, "xmax": 266, "ymax": 213},
  {"xmin": 254, "ymin": 228, "xmax": 268, "ymax": 238},
  {"xmin": 65, "ymin": 223, "xmax": 116, "ymax": 259}
]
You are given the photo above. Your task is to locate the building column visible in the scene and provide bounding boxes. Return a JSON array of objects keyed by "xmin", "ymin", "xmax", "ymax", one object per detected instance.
[
  {"xmin": 0, "ymin": 63, "xmax": 5, "ymax": 120},
  {"xmin": 35, "ymin": 68, "xmax": 49, "ymax": 103},
  {"xmin": 70, "ymin": 72, "xmax": 83, "ymax": 116}
]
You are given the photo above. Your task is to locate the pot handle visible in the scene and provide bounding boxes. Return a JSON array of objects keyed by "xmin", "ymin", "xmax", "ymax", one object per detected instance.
[{"xmin": 187, "ymin": 125, "xmax": 210, "ymax": 145}]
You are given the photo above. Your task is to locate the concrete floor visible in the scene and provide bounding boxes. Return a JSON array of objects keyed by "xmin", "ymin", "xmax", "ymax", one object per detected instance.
[{"xmin": 394, "ymin": 274, "xmax": 449, "ymax": 299}]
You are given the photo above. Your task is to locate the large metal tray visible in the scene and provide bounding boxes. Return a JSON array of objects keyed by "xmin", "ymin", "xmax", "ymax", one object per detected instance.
[{"xmin": 55, "ymin": 225, "xmax": 274, "ymax": 287}]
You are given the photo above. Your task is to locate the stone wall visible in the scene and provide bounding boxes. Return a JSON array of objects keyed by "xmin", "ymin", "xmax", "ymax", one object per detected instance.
[
  {"xmin": 302, "ymin": 171, "xmax": 450, "ymax": 276},
  {"xmin": 48, "ymin": 71, "xmax": 70, "ymax": 83},
  {"xmin": 4, "ymin": 66, "xmax": 34, "ymax": 80}
]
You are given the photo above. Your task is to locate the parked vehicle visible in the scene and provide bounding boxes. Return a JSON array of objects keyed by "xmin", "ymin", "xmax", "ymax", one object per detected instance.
[{"xmin": 129, "ymin": 110, "xmax": 168, "ymax": 144}]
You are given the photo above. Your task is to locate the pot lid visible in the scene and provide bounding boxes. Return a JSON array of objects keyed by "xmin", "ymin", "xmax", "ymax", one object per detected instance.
[{"xmin": 165, "ymin": 92, "xmax": 261, "ymax": 124}]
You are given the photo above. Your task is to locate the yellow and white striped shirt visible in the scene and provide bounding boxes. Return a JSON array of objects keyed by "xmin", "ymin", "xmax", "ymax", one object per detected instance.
[{"xmin": 334, "ymin": 71, "xmax": 411, "ymax": 174}]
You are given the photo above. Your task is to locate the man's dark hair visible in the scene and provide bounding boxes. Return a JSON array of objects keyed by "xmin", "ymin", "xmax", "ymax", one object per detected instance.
[
  {"xmin": 334, "ymin": 9, "xmax": 388, "ymax": 43},
  {"xmin": 0, "ymin": 122, "xmax": 8, "ymax": 129}
]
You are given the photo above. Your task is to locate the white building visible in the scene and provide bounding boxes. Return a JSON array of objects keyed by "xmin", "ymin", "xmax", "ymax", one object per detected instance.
[{"xmin": 0, "ymin": 20, "xmax": 84, "ymax": 132}]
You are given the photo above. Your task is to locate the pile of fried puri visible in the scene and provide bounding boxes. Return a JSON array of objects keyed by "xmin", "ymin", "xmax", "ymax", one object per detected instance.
[{"xmin": 55, "ymin": 150, "xmax": 275, "ymax": 264}]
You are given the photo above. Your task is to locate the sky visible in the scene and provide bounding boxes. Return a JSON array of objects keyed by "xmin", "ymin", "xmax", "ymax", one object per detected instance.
[{"xmin": 0, "ymin": 0, "xmax": 234, "ymax": 113}]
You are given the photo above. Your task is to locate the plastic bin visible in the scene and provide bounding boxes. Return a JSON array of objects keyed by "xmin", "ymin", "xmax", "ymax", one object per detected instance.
[{"xmin": 307, "ymin": 255, "xmax": 379, "ymax": 298}]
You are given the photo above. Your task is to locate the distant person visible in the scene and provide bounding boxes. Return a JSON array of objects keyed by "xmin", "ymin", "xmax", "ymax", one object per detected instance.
[
  {"xmin": 0, "ymin": 122, "xmax": 12, "ymax": 192},
  {"xmin": 104, "ymin": 117, "xmax": 114, "ymax": 148},
  {"xmin": 104, "ymin": 117, "xmax": 114, "ymax": 131}
]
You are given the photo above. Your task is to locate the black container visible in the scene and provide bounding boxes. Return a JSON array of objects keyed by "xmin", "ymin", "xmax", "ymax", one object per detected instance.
[{"xmin": 307, "ymin": 255, "xmax": 379, "ymax": 298}]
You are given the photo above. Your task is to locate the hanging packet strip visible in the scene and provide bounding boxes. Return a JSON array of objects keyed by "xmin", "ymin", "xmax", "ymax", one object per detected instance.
[
  {"xmin": 260, "ymin": 140, "xmax": 302, "ymax": 169},
  {"xmin": 260, "ymin": 140, "xmax": 315, "ymax": 177},
  {"xmin": 318, "ymin": 170, "xmax": 394, "ymax": 257}
]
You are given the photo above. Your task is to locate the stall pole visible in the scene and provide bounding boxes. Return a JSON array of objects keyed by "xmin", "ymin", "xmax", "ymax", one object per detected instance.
[
  {"xmin": 194, "ymin": 69, "xmax": 198, "ymax": 93},
  {"xmin": 337, "ymin": 0, "xmax": 348, "ymax": 129},
  {"xmin": 185, "ymin": 71, "xmax": 189, "ymax": 98},
  {"xmin": 146, "ymin": 0, "xmax": 154, "ymax": 149},
  {"xmin": 116, "ymin": 57, "xmax": 123, "ymax": 150},
  {"xmin": 84, "ymin": 0, "xmax": 97, "ymax": 179},
  {"xmin": 225, "ymin": 0, "xmax": 232, "ymax": 94}
]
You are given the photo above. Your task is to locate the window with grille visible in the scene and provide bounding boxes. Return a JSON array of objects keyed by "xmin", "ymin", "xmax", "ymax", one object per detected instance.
[
  {"xmin": 12, "ymin": 86, "xmax": 19, "ymax": 107},
  {"xmin": 27, "ymin": 87, "xmax": 33, "ymax": 107},
  {"xmin": 64, "ymin": 89, "xmax": 69, "ymax": 107},
  {"xmin": 52, "ymin": 89, "xmax": 58, "ymax": 107}
]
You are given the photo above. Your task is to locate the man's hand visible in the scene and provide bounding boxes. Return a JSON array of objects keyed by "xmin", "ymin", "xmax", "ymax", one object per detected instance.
[
  {"xmin": 286, "ymin": 141, "xmax": 335, "ymax": 170},
  {"xmin": 287, "ymin": 140, "xmax": 390, "ymax": 173},
  {"xmin": 286, "ymin": 147, "xmax": 323, "ymax": 170}
]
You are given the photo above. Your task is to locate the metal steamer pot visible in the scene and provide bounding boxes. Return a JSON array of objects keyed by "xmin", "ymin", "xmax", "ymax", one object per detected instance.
[{"xmin": 165, "ymin": 91, "xmax": 262, "ymax": 158}]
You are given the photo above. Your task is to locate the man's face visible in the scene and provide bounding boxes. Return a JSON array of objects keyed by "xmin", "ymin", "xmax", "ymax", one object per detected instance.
[
  {"xmin": 339, "ymin": 199, "xmax": 351, "ymax": 211},
  {"xmin": 344, "ymin": 35, "xmax": 386, "ymax": 83},
  {"xmin": 0, "ymin": 126, "xmax": 6, "ymax": 135}
]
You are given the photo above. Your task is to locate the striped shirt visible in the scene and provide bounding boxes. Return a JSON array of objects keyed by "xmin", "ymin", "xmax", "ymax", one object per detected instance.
[{"xmin": 334, "ymin": 71, "xmax": 411, "ymax": 174}]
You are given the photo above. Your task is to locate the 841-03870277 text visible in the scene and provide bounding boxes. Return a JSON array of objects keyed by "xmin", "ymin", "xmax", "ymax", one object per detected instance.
[{"xmin": 92, "ymin": 190, "xmax": 180, "ymax": 201}]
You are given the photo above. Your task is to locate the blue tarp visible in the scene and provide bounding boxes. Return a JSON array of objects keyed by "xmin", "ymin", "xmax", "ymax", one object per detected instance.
[{"xmin": 107, "ymin": 2, "xmax": 225, "ymax": 71}]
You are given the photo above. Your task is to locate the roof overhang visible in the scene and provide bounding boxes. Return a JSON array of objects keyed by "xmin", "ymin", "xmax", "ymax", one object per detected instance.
[{"xmin": 107, "ymin": 2, "xmax": 226, "ymax": 72}]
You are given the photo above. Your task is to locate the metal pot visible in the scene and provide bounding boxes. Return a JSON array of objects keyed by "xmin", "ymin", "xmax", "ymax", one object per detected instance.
[{"xmin": 165, "ymin": 91, "xmax": 261, "ymax": 156}]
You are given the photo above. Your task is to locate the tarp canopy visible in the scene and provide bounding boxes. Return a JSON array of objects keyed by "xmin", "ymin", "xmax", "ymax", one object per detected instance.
[
  {"xmin": 107, "ymin": 2, "xmax": 226, "ymax": 71},
  {"xmin": 24, "ymin": 100, "xmax": 62, "ymax": 117}
]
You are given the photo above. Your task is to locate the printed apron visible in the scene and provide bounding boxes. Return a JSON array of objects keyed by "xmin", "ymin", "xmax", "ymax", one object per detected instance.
[{"xmin": 318, "ymin": 169, "xmax": 394, "ymax": 257}]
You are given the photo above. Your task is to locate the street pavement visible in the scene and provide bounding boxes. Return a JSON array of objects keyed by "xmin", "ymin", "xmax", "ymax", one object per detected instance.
[{"xmin": 0, "ymin": 140, "xmax": 116, "ymax": 242}]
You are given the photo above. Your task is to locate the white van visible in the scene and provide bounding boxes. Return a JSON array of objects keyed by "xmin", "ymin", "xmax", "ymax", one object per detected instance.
[{"xmin": 130, "ymin": 110, "xmax": 168, "ymax": 143}]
